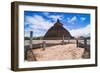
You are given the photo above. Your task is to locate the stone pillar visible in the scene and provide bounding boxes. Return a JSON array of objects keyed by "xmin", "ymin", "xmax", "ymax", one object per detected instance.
[
  {"xmin": 76, "ymin": 39, "xmax": 79, "ymax": 47},
  {"xmin": 42, "ymin": 41, "xmax": 46, "ymax": 50},
  {"xmin": 62, "ymin": 35, "xmax": 64, "ymax": 45},
  {"xmin": 84, "ymin": 38, "xmax": 87, "ymax": 50},
  {"xmin": 66, "ymin": 37, "xmax": 70, "ymax": 44},
  {"xmin": 30, "ymin": 31, "xmax": 33, "ymax": 49},
  {"xmin": 26, "ymin": 31, "xmax": 37, "ymax": 61}
]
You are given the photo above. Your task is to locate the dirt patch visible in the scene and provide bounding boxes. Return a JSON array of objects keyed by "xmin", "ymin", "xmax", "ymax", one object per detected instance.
[{"xmin": 32, "ymin": 44, "xmax": 85, "ymax": 61}]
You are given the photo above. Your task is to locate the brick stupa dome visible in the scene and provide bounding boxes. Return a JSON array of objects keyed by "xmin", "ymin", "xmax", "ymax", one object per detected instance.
[{"xmin": 43, "ymin": 19, "xmax": 72, "ymax": 40}]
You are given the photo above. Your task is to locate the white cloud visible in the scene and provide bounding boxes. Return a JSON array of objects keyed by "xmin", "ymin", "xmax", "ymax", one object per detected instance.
[
  {"xmin": 25, "ymin": 15, "xmax": 54, "ymax": 37},
  {"xmin": 43, "ymin": 12, "xmax": 50, "ymax": 16},
  {"xmin": 67, "ymin": 16, "xmax": 77, "ymax": 24},
  {"xmin": 70, "ymin": 16, "xmax": 77, "ymax": 21},
  {"xmin": 43, "ymin": 12, "xmax": 63, "ymax": 21},
  {"xmin": 80, "ymin": 17, "xmax": 86, "ymax": 21},
  {"xmin": 49, "ymin": 15, "xmax": 63, "ymax": 21},
  {"xmin": 69, "ymin": 24, "xmax": 90, "ymax": 38}
]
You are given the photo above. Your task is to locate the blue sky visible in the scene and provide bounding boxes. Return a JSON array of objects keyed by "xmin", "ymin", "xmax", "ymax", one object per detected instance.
[{"xmin": 24, "ymin": 11, "xmax": 90, "ymax": 37}]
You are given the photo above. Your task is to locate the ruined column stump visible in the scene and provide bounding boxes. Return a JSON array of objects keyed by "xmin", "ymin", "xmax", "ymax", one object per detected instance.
[{"xmin": 26, "ymin": 49, "xmax": 37, "ymax": 61}]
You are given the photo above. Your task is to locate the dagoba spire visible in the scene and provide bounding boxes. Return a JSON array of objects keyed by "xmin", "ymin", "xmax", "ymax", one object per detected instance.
[
  {"xmin": 57, "ymin": 19, "xmax": 60, "ymax": 23},
  {"xmin": 54, "ymin": 19, "xmax": 63, "ymax": 26}
]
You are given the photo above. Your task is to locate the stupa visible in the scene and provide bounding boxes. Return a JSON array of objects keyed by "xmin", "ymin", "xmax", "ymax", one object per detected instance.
[{"xmin": 44, "ymin": 19, "xmax": 72, "ymax": 40}]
